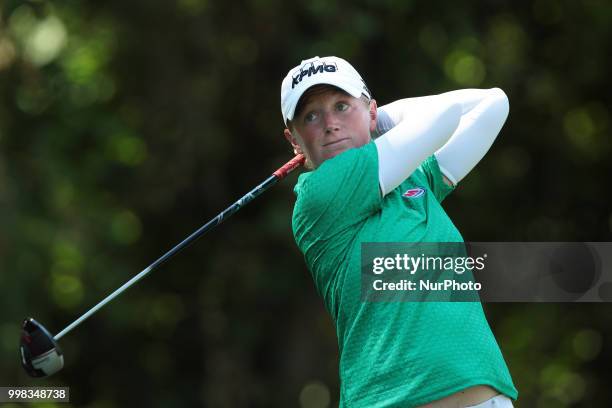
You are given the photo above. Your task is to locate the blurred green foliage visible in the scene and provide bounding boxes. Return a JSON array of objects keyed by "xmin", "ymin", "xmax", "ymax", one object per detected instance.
[{"xmin": 0, "ymin": 0, "xmax": 611, "ymax": 407}]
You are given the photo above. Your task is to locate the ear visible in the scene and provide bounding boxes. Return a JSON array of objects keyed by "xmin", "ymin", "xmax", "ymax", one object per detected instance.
[
  {"xmin": 368, "ymin": 99, "xmax": 378, "ymax": 133},
  {"xmin": 284, "ymin": 128, "xmax": 303, "ymax": 156}
]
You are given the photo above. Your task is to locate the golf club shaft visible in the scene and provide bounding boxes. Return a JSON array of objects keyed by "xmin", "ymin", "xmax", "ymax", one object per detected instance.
[{"xmin": 54, "ymin": 154, "xmax": 305, "ymax": 340}]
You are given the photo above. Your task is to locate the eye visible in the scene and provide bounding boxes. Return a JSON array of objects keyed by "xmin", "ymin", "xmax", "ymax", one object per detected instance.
[
  {"xmin": 304, "ymin": 111, "xmax": 318, "ymax": 123},
  {"xmin": 336, "ymin": 102, "xmax": 349, "ymax": 112}
]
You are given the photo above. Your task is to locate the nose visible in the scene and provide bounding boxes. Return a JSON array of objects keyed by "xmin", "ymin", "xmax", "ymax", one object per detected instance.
[{"xmin": 323, "ymin": 111, "xmax": 340, "ymax": 133}]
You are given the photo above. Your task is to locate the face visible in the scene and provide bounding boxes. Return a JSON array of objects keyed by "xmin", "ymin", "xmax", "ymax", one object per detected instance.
[{"xmin": 284, "ymin": 86, "xmax": 377, "ymax": 169}]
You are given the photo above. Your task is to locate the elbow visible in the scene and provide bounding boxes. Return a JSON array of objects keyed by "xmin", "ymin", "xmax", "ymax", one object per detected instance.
[{"xmin": 490, "ymin": 87, "xmax": 510, "ymax": 121}]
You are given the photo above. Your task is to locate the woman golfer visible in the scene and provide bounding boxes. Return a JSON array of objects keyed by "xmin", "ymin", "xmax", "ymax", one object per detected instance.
[{"xmin": 281, "ymin": 56, "xmax": 517, "ymax": 407}]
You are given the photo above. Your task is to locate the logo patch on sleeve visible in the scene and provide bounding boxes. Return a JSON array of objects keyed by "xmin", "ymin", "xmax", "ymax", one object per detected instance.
[{"xmin": 402, "ymin": 187, "xmax": 425, "ymax": 198}]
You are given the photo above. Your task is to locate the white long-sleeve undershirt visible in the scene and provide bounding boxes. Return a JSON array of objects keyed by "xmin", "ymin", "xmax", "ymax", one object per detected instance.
[
  {"xmin": 374, "ymin": 88, "xmax": 509, "ymax": 195},
  {"xmin": 374, "ymin": 102, "xmax": 462, "ymax": 196}
]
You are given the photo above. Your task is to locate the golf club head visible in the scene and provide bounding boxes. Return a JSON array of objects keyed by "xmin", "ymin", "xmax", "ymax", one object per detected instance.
[{"xmin": 20, "ymin": 318, "xmax": 64, "ymax": 378}]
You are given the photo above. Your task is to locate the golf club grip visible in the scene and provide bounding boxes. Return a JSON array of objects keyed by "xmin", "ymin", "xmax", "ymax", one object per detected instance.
[
  {"xmin": 54, "ymin": 155, "xmax": 304, "ymax": 340},
  {"xmin": 273, "ymin": 154, "xmax": 305, "ymax": 179}
]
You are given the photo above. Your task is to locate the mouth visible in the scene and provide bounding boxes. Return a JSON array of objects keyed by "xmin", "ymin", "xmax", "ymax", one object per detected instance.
[{"xmin": 323, "ymin": 138, "xmax": 349, "ymax": 147}]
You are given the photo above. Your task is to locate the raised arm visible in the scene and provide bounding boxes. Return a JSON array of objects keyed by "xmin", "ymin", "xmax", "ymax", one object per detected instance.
[
  {"xmin": 375, "ymin": 88, "xmax": 510, "ymax": 187},
  {"xmin": 433, "ymin": 88, "xmax": 509, "ymax": 185},
  {"xmin": 374, "ymin": 101, "xmax": 462, "ymax": 196}
]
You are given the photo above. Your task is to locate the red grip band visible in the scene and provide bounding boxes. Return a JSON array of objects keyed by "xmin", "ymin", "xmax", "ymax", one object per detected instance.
[{"xmin": 273, "ymin": 154, "xmax": 305, "ymax": 179}]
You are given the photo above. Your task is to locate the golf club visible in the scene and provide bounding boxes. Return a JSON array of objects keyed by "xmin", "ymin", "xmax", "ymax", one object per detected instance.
[{"xmin": 20, "ymin": 154, "xmax": 305, "ymax": 378}]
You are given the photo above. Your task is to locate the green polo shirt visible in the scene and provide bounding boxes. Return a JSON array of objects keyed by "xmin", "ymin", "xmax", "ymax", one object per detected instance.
[{"xmin": 292, "ymin": 141, "xmax": 517, "ymax": 407}]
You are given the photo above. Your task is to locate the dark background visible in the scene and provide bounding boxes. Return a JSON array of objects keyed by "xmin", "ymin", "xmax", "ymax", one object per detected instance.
[{"xmin": 1, "ymin": 0, "xmax": 610, "ymax": 406}]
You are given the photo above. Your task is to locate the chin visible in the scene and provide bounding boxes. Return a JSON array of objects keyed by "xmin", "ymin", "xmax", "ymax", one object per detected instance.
[{"xmin": 323, "ymin": 146, "xmax": 349, "ymax": 161}]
